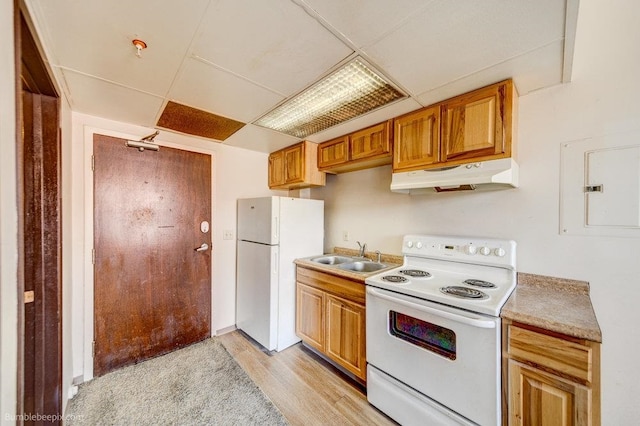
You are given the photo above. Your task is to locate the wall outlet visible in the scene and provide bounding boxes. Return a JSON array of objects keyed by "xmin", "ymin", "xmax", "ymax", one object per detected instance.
[
  {"xmin": 223, "ymin": 230, "xmax": 234, "ymax": 240},
  {"xmin": 342, "ymin": 230, "xmax": 349, "ymax": 241}
]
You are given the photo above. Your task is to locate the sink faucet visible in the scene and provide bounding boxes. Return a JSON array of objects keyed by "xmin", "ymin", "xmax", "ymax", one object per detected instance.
[{"xmin": 356, "ymin": 241, "xmax": 367, "ymax": 258}]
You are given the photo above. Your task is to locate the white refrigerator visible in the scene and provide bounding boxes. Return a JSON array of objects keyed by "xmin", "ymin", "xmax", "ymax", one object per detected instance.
[{"xmin": 236, "ymin": 196, "xmax": 324, "ymax": 352}]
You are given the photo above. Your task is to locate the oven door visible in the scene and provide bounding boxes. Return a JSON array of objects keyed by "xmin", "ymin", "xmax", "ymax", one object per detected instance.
[{"xmin": 366, "ymin": 286, "xmax": 501, "ymax": 426}]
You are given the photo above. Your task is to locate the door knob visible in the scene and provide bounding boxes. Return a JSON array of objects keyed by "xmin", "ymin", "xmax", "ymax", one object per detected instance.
[{"xmin": 195, "ymin": 243, "xmax": 209, "ymax": 252}]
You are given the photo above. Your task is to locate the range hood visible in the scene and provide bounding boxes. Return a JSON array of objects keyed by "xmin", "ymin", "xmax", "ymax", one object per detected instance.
[{"xmin": 391, "ymin": 158, "xmax": 519, "ymax": 194}]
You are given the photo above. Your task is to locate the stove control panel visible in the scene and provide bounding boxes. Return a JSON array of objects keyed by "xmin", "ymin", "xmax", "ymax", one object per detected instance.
[{"xmin": 402, "ymin": 234, "xmax": 516, "ymax": 269}]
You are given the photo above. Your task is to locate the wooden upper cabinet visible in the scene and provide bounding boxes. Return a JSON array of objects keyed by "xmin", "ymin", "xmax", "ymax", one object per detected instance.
[
  {"xmin": 283, "ymin": 143, "xmax": 304, "ymax": 183},
  {"xmin": 392, "ymin": 79, "xmax": 517, "ymax": 173},
  {"xmin": 268, "ymin": 140, "xmax": 325, "ymax": 190},
  {"xmin": 441, "ymin": 79, "xmax": 514, "ymax": 164},
  {"xmin": 350, "ymin": 121, "xmax": 391, "ymax": 161},
  {"xmin": 268, "ymin": 150, "xmax": 285, "ymax": 187},
  {"xmin": 317, "ymin": 136, "xmax": 348, "ymax": 169},
  {"xmin": 317, "ymin": 121, "xmax": 393, "ymax": 174},
  {"xmin": 393, "ymin": 105, "xmax": 440, "ymax": 171}
]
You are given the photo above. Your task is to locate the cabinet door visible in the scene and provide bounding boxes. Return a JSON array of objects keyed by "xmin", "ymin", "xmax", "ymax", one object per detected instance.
[
  {"xmin": 284, "ymin": 143, "xmax": 305, "ymax": 183},
  {"xmin": 318, "ymin": 136, "xmax": 348, "ymax": 169},
  {"xmin": 325, "ymin": 294, "xmax": 366, "ymax": 380},
  {"xmin": 350, "ymin": 121, "xmax": 391, "ymax": 161},
  {"xmin": 268, "ymin": 151, "xmax": 285, "ymax": 188},
  {"xmin": 296, "ymin": 283, "xmax": 324, "ymax": 351},
  {"xmin": 509, "ymin": 360, "xmax": 591, "ymax": 426},
  {"xmin": 393, "ymin": 105, "xmax": 440, "ymax": 172},
  {"xmin": 440, "ymin": 81, "xmax": 509, "ymax": 163}
]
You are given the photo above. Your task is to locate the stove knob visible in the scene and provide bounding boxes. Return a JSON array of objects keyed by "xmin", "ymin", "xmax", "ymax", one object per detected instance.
[
  {"xmin": 406, "ymin": 241, "xmax": 414, "ymax": 248},
  {"xmin": 494, "ymin": 247, "xmax": 506, "ymax": 257},
  {"xmin": 416, "ymin": 242, "xmax": 423, "ymax": 249},
  {"xmin": 464, "ymin": 245, "xmax": 477, "ymax": 255},
  {"xmin": 480, "ymin": 246, "xmax": 491, "ymax": 256}
]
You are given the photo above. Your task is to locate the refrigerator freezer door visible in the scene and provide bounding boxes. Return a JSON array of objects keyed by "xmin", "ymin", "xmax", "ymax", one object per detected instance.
[
  {"xmin": 237, "ymin": 197, "xmax": 279, "ymax": 245},
  {"xmin": 236, "ymin": 240, "xmax": 278, "ymax": 350}
]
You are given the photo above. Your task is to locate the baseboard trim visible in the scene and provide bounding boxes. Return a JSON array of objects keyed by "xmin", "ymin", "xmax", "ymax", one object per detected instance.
[{"xmin": 215, "ymin": 325, "xmax": 237, "ymax": 336}]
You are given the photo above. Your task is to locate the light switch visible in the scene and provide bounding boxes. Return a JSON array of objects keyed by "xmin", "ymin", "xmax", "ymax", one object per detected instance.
[{"xmin": 223, "ymin": 230, "xmax": 234, "ymax": 240}]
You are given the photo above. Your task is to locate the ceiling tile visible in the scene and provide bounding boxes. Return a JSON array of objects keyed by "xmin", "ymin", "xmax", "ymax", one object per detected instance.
[
  {"xmin": 168, "ymin": 57, "xmax": 285, "ymax": 123},
  {"xmin": 364, "ymin": 0, "xmax": 566, "ymax": 96},
  {"xmin": 415, "ymin": 42, "xmax": 565, "ymax": 106},
  {"xmin": 300, "ymin": 0, "xmax": 432, "ymax": 48},
  {"xmin": 62, "ymin": 70, "xmax": 164, "ymax": 127},
  {"xmin": 223, "ymin": 124, "xmax": 300, "ymax": 153},
  {"xmin": 192, "ymin": 0, "xmax": 353, "ymax": 96},
  {"xmin": 30, "ymin": 0, "xmax": 210, "ymax": 96}
]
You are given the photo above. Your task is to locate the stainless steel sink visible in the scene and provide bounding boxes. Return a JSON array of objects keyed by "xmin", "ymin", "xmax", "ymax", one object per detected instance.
[
  {"xmin": 337, "ymin": 261, "xmax": 388, "ymax": 272},
  {"xmin": 309, "ymin": 255, "xmax": 354, "ymax": 265}
]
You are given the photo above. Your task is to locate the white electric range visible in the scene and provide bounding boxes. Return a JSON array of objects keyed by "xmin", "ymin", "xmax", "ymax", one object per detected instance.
[{"xmin": 365, "ymin": 234, "xmax": 516, "ymax": 426}]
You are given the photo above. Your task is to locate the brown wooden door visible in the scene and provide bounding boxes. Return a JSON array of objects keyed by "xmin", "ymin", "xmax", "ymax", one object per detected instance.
[
  {"xmin": 21, "ymin": 91, "xmax": 62, "ymax": 422},
  {"xmin": 93, "ymin": 134, "xmax": 211, "ymax": 376}
]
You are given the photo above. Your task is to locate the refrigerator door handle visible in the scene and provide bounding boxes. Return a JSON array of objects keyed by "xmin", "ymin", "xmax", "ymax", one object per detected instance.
[{"xmin": 273, "ymin": 250, "xmax": 278, "ymax": 274}]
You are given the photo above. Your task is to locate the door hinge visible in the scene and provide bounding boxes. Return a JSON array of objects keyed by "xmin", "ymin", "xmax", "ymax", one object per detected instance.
[
  {"xmin": 92, "ymin": 249, "xmax": 95, "ymax": 265},
  {"xmin": 24, "ymin": 290, "xmax": 35, "ymax": 304},
  {"xmin": 92, "ymin": 341, "xmax": 95, "ymax": 358},
  {"xmin": 91, "ymin": 154, "xmax": 95, "ymax": 171}
]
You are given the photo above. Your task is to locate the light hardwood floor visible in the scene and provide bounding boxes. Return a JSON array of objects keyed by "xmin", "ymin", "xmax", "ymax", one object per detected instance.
[{"xmin": 218, "ymin": 331, "xmax": 396, "ymax": 426}]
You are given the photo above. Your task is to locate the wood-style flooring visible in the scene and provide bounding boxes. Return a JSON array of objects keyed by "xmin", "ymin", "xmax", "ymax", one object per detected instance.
[{"xmin": 218, "ymin": 330, "xmax": 396, "ymax": 426}]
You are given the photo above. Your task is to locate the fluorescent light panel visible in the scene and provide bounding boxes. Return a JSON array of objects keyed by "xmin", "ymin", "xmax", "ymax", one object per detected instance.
[{"xmin": 254, "ymin": 57, "xmax": 406, "ymax": 138}]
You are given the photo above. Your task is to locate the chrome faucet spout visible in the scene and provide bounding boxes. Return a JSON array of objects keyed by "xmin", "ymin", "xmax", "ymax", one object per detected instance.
[{"xmin": 356, "ymin": 241, "xmax": 367, "ymax": 258}]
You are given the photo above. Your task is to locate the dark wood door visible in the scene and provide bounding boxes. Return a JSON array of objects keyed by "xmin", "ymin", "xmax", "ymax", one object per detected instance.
[
  {"xmin": 19, "ymin": 7, "xmax": 62, "ymax": 422},
  {"xmin": 93, "ymin": 134, "xmax": 211, "ymax": 376},
  {"xmin": 21, "ymin": 91, "xmax": 61, "ymax": 422}
]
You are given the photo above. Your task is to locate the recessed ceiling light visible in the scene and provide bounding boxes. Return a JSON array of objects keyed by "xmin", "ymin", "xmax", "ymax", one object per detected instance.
[{"xmin": 253, "ymin": 57, "xmax": 406, "ymax": 138}]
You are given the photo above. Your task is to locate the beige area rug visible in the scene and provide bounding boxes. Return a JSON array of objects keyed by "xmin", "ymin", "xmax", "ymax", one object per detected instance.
[{"xmin": 65, "ymin": 338, "xmax": 288, "ymax": 425}]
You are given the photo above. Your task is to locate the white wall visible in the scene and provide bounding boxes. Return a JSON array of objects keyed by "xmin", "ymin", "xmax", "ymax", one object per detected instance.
[
  {"xmin": 0, "ymin": 1, "xmax": 18, "ymax": 421},
  {"xmin": 60, "ymin": 97, "xmax": 74, "ymax": 409},
  {"xmin": 313, "ymin": 0, "xmax": 640, "ymax": 422},
  {"xmin": 68, "ymin": 113, "xmax": 279, "ymax": 382}
]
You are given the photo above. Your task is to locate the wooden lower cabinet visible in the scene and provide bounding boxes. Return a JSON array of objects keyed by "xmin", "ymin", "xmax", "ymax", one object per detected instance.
[
  {"xmin": 325, "ymin": 294, "xmax": 366, "ymax": 379},
  {"xmin": 295, "ymin": 267, "xmax": 367, "ymax": 382},
  {"xmin": 296, "ymin": 283, "xmax": 325, "ymax": 351},
  {"xmin": 505, "ymin": 322, "xmax": 600, "ymax": 426},
  {"xmin": 509, "ymin": 360, "xmax": 591, "ymax": 426}
]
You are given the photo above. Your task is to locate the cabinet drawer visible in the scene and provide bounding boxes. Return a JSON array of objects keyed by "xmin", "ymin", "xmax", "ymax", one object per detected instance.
[
  {"xmin": 296, "ymin": 267, "xmax": 365, "ymax": 304},
  {"xmin": 508, "ymin": 325, "xmax": 593, "ymax": 384}
]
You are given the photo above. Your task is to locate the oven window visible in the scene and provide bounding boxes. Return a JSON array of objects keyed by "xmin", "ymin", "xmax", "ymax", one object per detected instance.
[{"xmin": 389, "ymin": 311, "xmax": 456, "ymax": 360}]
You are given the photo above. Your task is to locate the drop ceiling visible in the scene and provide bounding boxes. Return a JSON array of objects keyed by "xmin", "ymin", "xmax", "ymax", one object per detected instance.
[{"xmin": 25, "ymin": 0, "xmax": 579, "ymax": 153}]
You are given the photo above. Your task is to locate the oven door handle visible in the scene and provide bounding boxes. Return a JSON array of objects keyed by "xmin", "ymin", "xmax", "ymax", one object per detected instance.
[{"xmin": 367, "ymin": 287, "xmax": 497, "ymax": 329}]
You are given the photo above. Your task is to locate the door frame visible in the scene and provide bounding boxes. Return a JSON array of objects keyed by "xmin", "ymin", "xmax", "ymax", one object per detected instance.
[
  {"xmin": 81, "ymin": 126, "xmax": 217, "ymax": 380},
  {"xmin": 16, "ymin": 2, "xmax": 62, "ymax": 419}
]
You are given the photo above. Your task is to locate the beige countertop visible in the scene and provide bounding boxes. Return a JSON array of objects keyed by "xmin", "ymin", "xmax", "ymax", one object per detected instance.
[
  {"xmin": 501, "ymin": 272, "xmax": 602, "ymax": 343},
  {"xmin": 294, "ymin": 247, "xmax": 402, "ymax": 283}
]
